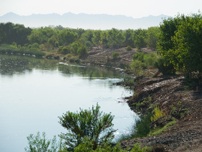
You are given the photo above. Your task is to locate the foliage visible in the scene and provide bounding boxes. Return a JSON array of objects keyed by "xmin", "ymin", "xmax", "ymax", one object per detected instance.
[
  {"xmin": 149, "ymin": 119, "xmax": 177, "ymax": 136},
  {"xmin": 146, "ymin": 27, "xmax": 160, "ymax": 49},
  {"xmin": 112, "ymin": 52, "xmax": 120, "ymax": 59},
  {"xmin": 154, "ymin": 56, "xmax": 175, "ymax": 75},
  {"xmin": 116, "ymin": 113, "xmax": 152, "ymax": 142},
  {"xmin": 133, "ymin": 52, "xmax": 145, "ymax": 62},
  {"xmin": 58, "ymin": 103, "xmax": 117, "ymax": 150},
  {"xmin": 126, "ymin": 46, "xmax": 132, "ymax": 51},
  {"xmin": 0, "ymin": 22, "xmax": 32, "ymax": 45},
  {"xmin": 134, "ymin": 29, "xmax": 147, "ymax": 49},
  {"xmin": 0, "ymin": 46, "xmax": 45, "ymax": 57},
  {"xmin": 58, "ymin": 29, "xmax": 77, "ymax": 45},
  {"xmin": 123, "ymin": 29, "xmax": 134, "ymax": 47},
  {"xmin": 85, "ymin": 41, "xmax": 93, "ymax": 50},
  {"xmin": 31, "ymin": 43, "xmax": 40, "ymax": 48},
  {"xmin": 75, "ymin": 139, "xmax": 152, "ymax": 152},
  {"xmin": 157, "ymin": 13, "xmax": 202, "ymax": 78},
  {"xmin": 150, "ymin": 107, "xmax": 164, "ymax": 122},
  {"xmin": 143, "ymin": 53, "xmax": 158, "ymax": 67},
  {"xmin": 77, "ymin": 46, "xmax": 87, "ymax": 56},
  {"xmin": 92, "ymin": 30, "xmax": 101, "ymax": 47},
  {"xmin": 25, "ymin": 132, "xmax": 66, "ymax": 152},
  {"xmin": 130, "ymin": 60, "xmax": 145, "ymax": 76}
]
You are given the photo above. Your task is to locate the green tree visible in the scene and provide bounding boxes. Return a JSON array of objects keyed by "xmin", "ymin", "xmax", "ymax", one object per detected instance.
[
  {"xmin": 134, "ymin": 29, "xmax": 147, "ymax": 50},
  {"xmin": 172, "ymin": 14, "xmax": 202, "ymax": 76},
  {"xmin": 92, "ymin": 30, "xmax": 101, "ymax": 47},
  {"xmin": 58, "ymin": 30, "xmax": 77, "ymax": 45},
  {"xmin": 100, "ymin": 31, "xmax": 109, "ymax": 49},
  {"xmin": 116, "ymin": 32, "xmax": 125, "ymax": 48},
  {"xmin": 124, "ymin": 29, "xmax": 134, "ymax": 47},
  {"xmin": 146, "ymin": 27, "xmax": 160, "ymax": 49},
  {"xmin": 58, "ymin": 103, "xmax": 116, "ymax": 150}
]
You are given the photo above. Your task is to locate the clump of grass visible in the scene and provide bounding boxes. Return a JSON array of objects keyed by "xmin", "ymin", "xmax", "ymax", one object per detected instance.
[{"xmin": 149, "ymin": 119, "xmax": 177, "ymax": 136}]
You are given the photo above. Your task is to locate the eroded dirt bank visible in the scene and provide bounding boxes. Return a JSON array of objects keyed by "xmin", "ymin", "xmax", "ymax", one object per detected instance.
[{"xmin": 120, "ymin": 75, "xmax": 202, "ymax": 152}]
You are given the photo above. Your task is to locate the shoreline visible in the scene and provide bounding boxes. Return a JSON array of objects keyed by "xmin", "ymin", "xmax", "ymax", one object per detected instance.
[{"xmin": 119, "ymin": 74, "xmax": 202, "ymax": 152}]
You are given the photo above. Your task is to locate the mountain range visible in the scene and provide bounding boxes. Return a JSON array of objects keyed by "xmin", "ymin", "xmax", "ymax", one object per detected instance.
[{"xmin": 0, "ymin": 12, "xmax": 169, "ymax": 30}]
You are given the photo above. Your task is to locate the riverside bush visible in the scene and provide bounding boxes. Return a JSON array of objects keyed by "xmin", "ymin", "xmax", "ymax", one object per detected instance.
[
  {"xmin": 154, "ymin": 56, "xmax": 176, "ymax": 75},
  {"xmin": 25, "ymin": 133, "xmax": 152, "ymax": 152},
  {"xmin": 58, "ymin": 103, "xmax": 116, "ymax": 150}
]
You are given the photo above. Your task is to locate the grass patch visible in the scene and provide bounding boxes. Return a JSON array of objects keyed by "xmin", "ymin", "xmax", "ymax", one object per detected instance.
[{"xmin": 149, "ymin": 119, "xmax": 177, "ymax": 136}]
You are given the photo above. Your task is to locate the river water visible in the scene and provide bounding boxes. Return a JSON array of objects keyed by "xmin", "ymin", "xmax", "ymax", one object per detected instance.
[{"xmin": 0, "ymin": 55, "xmax": 139, "ymax": 152}]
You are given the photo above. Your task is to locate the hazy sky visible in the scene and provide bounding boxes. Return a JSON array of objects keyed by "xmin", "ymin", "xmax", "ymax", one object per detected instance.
[{"xmin": 0, "ymin": 0, "xmax": 202, "ymax": 18}]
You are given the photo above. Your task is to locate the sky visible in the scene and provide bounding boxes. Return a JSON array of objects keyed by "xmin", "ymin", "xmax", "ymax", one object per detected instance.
[{"xmin": 0, "ymin": 0, "xmax": 202, "ymax": 18}]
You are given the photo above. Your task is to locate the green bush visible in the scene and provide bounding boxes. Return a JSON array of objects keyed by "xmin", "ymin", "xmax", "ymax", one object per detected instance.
[
  {"xmin": 31, "ymin": 43, "xmax": 39, "ymax": 48},
  {"xmin": 85, "ymin": 41, "xmax": 93, "ymax": 50},
  {"xmin": 143, "ymin": 53, "xmax": 158, "ymax": 67},
  {"xmin": 58, "ymin": 103, "xmax": 116, "ymax": 150},
  {"xmin": 130, "ymin": 60, "xmax": 146, "ymax": 76},
  {"xmin": 62, "ymin": 47, "xmax": 71, "ymax": 54},
  {"xmin": 77, "ymin": 46, "xmax": 87, "ymax": 56},
  {"xmin": 126, "ymin": 46, "xmax": 132, "ymax": 51},
  {"xmin": 133, "ymin": 52, "xmax": 145, "ymax": 62},
  {"xmin": 112, "ymin": 52, "xmax": 120, "ymax": 59},
  {"xmin": 25, "ymin": 132, "xmax": 66, "ymax": 152},
  {"xmin": 154, "ymin": 56, "xmax": 176, "ymax": 75}
]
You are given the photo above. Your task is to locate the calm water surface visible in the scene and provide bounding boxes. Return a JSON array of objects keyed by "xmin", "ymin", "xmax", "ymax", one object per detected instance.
[{"xmin": 0, "ymin": 55, "xmax": 139, "ymax": 152}]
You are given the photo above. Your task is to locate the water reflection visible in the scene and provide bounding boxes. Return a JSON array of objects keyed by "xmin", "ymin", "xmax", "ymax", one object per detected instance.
[
  {"xmin": 0, "ymin": 55, "xmax": 125, "ymax": 81},
  {"xmin": 0, "ymin": 56, "xmax": 31, "ymax": 76}
]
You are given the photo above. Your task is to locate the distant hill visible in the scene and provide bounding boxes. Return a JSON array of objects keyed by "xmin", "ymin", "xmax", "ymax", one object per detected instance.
[{"xmin": 0, "ymin": 12, "xmax": 170, "ymax": 30}]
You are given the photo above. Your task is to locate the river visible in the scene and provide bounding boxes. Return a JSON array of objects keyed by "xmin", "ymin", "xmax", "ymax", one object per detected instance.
[{"xmin": 0, "ymin": 55, "xmax": 139, "ymax": 152}]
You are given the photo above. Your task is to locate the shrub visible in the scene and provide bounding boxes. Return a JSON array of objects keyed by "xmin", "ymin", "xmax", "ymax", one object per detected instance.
[
  {"xmin": 70, "ymin": 42, "xmax": 79, "ymax": 55},
  {"xmin": 62, "ymin": 47, "xmax": 71, "ymax": 54},
  {"xmin": 150, "ymin": 107, "xmax": 164, "ymax": 122},
  {"xmin": 77, "ymin": 46, "xmax": 87, "ymax": 56},
  {"xmin": 133, "ymin": 52, "xmax": 145, "ymax": 62},
  {"xmin": 58, "ymin": 103, "xmax": 116, "ymax": 150},
  {"xmin": 31, "ymin": 43, "xmax": 40, "ymax": 48},
  {"xmin": 154, "ymin": 56, "xmax": 176, "ymax": 75},
  {"xmin": 85, "ymin": 41, "xmax": 93, "ymax": 50},
  {"xmin": 112, "ymin": 52, "xmax": 120, "ymax": 59},
  {"xmin": 25, "ymin": 132, "xmax": 66, "ymax": 152},
  {"xmin": 130, "ymin": 60, "xmax": 146, "ymax": 76},
  {"xmin": 143, "ymin": 53, "xmax": 158, "ymax": 67},
  {"xmin": 126, "ymin": 46, "xmax": 132, "ymax": 51}
]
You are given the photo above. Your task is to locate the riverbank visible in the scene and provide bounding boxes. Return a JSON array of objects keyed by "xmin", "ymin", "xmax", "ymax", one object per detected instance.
[{"xmin": 120, "ymin": 74, "xmax": 202, "ymax": 152}]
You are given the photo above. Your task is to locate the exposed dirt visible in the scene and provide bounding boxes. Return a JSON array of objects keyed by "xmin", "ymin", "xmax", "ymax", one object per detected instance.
[
  {"xmin": 80, "ymin": 47, "xmax": 154, "ymax": 67},
  {"xmin": 121, "ymin": 75, "xmax": 202, "ymax": 152}
]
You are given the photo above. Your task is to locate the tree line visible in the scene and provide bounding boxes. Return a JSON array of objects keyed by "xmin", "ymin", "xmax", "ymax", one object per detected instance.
[{"xmin": 0, "ymin": 22, "xmax": 160, "ymax": 54}]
